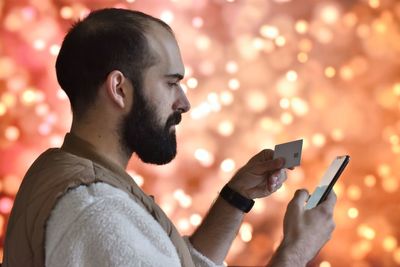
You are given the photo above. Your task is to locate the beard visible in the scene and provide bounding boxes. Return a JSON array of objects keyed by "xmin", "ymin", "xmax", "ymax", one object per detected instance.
[{"xmin": 119, "ymin": 86, "xmax": 182, "ymax": 165}]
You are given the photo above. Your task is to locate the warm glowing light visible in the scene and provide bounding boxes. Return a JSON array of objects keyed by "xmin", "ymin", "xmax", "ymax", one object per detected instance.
[
  {"xmin": 33, "ymin": 39, "xmax": 46, "ymax": 50},
  {"xmin": 0, "ymin": 197, "xmax": 14, "ymax": 213},
  {"xmin": 280, "ymin": 112, "xmax": 293, "ymax": 125},
  {"xmin": 0, "ymin": 103, "xmax": 6, "ymax": 116},
  {"xmin": 260, "ymin": 25, "xmax": 279, "ymax": 39},
  {"xmin": 297, "ymin": 52, "xmax": 308, "ymax": 63},
  {"xmin": 194, "ymin": 148, "xmax": 214, "ymax": 167},
  {"xmin": 252, "ymin": 38, "xmax": 265, "ymax": 50},
  {"xmin": 195, "ymin": 35, "xmax": 211, "ymax": 51},
  {"xmin": 192, "ymin": 17, "xmax": 204, "ymax": 28},
  {"xmin": 291, "ymin": 97, "xmax": 309, "ymax": 116},
  {"xmin": 377, "ymin": 164, "xmax": 391, "ymax": 177},
  {"xmin": 220, "ymin": 91, "xmax": 234, "ymax": 105},
  {"xmin": 369, "ymin": 0, "xmax": 380, "ymax": 9},
  {"xmin": 319, "ymin": 261, "xmax": 331, "ymax": 267},
  {"xmin": 319, "ymin": 4, "xmax": 340, "ymax": 25},
  {"xmin": 57, "ymin": 88, "xmax": 68, "ymax": 100},
  {"xmin": 311, "ymin": 133, "xmax": 326, "ymax": 147},
  {"xmin": 220, "ymin": 159, "xmax": 236, "ymax": 173},
  {"xmin": 228, "ymin": 78, "xmax": 240, "ymax": 90},
  {"xmin": 225, "ymin": 61, "xmax": 238, "ymax": 74},
  {"xmin": 21, "ymin": 88, "xmax": 37, "ymax": 105},
  {"xmin": 347, "ymin": 185, "xmax": 362, "ymax": 200},
  {"xmin": 246, "ymin": 90, "xmax": 268, "ymax": 112},
  {"xmin": 393, "ymin": 83, "xmax": 400, "ymax": 96},
  {"xmin": 5, "ymin": 126, "xmax": 20, "ymax": 141},
  {"xmin": 218, "ymin": 120, "xmax": 235, "ymax": 136},
  {"xmin": 275, "ymin": 36, "xmax": 286, "ymax": 47},
  {"xmin": 49, "ymin": 44, "xmax": 60, "ymax": 56},
  {"xmin": 325, "ymin": 66, "xmax": 336, "ymax": 78},
  {"xmin": 160, "ymin": 10, "xmax": 174, "ymax": 24},
  {"xmin": 364, "ymin": 175, "xmax": 376, "ymax": 187},
  {"xmin": 382, "ymin": 176, "xmax": 399, "ymax": 193},
  {"xmin": 177, "ymin": 218, "xmax": 190, "ymax": 232},
  {"xmin": 49, "ymin": 135, "xmax": 63, "ymax": 147},
  {"xmin": 383, "ymin": 236, "xmax": 397, "ymax": 252},
  {"xmin": 357, "ymin": 224, "xmax": 376, "ymax": 240},
  {"xmin": 295, "ymin": 20, "xmax": 308, "ymax": 34},
  {"xmin": 187, "ymin": 77, "xmax": 198, "ymax": 89},
  {"xmin": 394, "ymin": 248, "xmax": 400, "ymax": 264},
  {"xmin": 60, "ymin": 6, "xmax": 73, "ymax": 19},
  {"xmin": 189, "ymin": 214, "xmax": 202, "ymax": 226},
  {"xmin": 131, "ymin": 174, "xmax": 144, "ymax": 187},
  {"xmin": 280, "ymin": 98, "xmax": 290, "ymax": 109},
  {"xmin": 239, "ymin": 222, "xmax": 253, "ymax": 242},
  {"xmin": 286, "ymin": 70, "xmax": 298, "ymax": 82},
  {"xmin": 348, "ymin": 207, "xmax": 359, "ymax": 219},
  {"xmin": 340, "ymin": 66, "xmax": 354, "ymax": 80},
  {"xmin": 331, "ymin": 128, "xmax": 344, "ymax": 141},
  {"xmin": 173, "ymin": 189, "xmax": 192, "ymax": 208}
]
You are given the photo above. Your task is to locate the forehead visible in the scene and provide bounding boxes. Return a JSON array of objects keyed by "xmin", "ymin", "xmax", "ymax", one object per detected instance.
[{"xmin": 145, "ymin": 23, "xmax": 184, "ymax": 76}]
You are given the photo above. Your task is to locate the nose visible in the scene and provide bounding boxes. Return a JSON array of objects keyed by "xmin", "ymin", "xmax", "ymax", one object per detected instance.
[{"xmin": 173, "ymin": 89, "xmax": 191, "ymax": 113}]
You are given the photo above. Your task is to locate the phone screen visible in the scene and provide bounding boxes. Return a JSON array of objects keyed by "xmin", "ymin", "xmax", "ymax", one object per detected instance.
[{"xmin": 305, "ymin": 155, "xmax": 350, "ymax": 210}]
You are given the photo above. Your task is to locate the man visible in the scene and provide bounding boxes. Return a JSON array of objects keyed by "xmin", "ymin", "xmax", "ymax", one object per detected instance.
[{"xmin": 3, "ymin": 8, "xmax": 336, "ymax": 267}]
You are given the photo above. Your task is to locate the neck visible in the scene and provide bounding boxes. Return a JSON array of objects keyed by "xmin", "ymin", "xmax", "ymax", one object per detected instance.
[{"xmin": 70, "ymin": 119, "xmax": 130, "ymax": 169}]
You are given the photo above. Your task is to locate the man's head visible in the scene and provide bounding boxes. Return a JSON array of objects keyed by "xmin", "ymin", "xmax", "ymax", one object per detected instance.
[{"xmin": 56, "ymin": 8, "xmax": 190, "ymax": 165}]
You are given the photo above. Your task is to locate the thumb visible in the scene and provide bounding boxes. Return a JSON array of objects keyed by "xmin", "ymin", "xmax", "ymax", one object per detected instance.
[{"xmin": 288, "ymin": 189, "xmax": 309, "ymax": 209}]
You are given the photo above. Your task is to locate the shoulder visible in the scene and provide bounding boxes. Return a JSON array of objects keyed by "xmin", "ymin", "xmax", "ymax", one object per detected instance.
[{"xmin": 45, "ymin": 182, "xmax": 180, "ymax": 267}]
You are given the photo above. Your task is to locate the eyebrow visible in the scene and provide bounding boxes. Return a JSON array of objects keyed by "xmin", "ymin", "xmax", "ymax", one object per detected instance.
[{"xmin": 164, "ymin": 73, "xmax": 184, "ymax": 80}]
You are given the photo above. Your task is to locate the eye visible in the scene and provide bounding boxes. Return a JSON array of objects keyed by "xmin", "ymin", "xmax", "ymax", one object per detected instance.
[{"xmin": 168, "ymin": 81, "xmax": 179, "ymax": 88}]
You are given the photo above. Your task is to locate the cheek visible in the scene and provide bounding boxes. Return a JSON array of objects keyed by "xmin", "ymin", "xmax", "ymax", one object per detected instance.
[{"xmin": 143, "ymin": 79, "xmax": 175, "ymax": 122}]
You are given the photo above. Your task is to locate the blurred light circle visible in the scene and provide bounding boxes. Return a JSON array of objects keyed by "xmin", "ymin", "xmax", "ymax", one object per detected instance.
[{"xmin": 0, "ymin": 197, "xmax": 14, "ymax": 214}]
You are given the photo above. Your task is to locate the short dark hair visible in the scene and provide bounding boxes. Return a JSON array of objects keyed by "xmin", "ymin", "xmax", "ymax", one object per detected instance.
[{"xmin": 56, "ymin": 8, "xmax": 173, "ymax": 118}]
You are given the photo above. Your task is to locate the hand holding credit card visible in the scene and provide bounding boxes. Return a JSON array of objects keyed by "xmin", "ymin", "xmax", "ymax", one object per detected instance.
[{"xmin": 273, "ymin": 139, "xmax": 303, "ymax": 169}]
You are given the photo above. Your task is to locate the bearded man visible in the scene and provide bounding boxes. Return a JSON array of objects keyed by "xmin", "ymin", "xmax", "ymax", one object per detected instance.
[{"xmin": 3, "ymin": 8, "xmax": 336, "ymax": 267}]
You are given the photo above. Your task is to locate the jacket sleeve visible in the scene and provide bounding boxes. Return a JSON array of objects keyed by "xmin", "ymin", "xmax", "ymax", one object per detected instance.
[{"xmin": 45, "ymin": 183, "xmax": 182, "ymax": 267}]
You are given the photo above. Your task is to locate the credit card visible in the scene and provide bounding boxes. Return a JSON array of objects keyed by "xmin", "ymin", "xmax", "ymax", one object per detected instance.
[{"xmin": 273, "ymin": 139, "xmax": 303, "ymax": 168}]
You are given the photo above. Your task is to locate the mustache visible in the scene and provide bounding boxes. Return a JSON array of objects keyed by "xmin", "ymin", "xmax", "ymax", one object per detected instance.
[{"xmin": 166, "ymin": 112, "xmax": 182, "ymax": 128}]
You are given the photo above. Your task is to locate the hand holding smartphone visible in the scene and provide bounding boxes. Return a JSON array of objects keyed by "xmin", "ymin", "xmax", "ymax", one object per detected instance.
[{"xmin": 305, "ymin": 155, "xmax": 350, "ymax": 210}]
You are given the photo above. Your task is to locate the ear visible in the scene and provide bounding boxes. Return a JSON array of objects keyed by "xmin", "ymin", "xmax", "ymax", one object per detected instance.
[{"xmin": 105, "ymin": 70, "xmax": 128, "ymax": 109}]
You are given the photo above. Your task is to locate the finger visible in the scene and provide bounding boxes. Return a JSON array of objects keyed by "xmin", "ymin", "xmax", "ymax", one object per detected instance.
[
  {"xmin": 268, "ymin": 174, "xmax": 278, "ymax": 192},
  {"xmin": 249, "ymin": 158, "xmax": 285, "ymax": 175},
  {"xmin": 277, "ymin": 169, "xmax": 288, "ymax": 183},
  {"xmin": 319, "ymin": 190, "xmax": 337, "ymax": 211},
  {"xmin": 289, "ymin": 189, "xmax": 309, "ymax": 209},
  {"xmin": 268, "ymin": 169, "xmax": 287, "ymax": 189},
  {"xmin": 247, "ymin": 149, "xmax": 274, "ymax": 164}
]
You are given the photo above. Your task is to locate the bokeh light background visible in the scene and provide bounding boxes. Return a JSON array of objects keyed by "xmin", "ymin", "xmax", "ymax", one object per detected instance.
[{"xmin": 1, "ymin": 0, "xmax": 400, "ymax": 266}]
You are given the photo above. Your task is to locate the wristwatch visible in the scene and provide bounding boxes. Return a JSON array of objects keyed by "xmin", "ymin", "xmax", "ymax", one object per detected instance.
[{"xmin": 220, "ymin": 184, "xmax": 255, "ymax": 213}]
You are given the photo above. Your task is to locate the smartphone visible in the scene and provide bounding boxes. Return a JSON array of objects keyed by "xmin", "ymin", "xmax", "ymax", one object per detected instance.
[{"xmin": 305, "ymin": 155, "xmax": 350, "ymax": 210}]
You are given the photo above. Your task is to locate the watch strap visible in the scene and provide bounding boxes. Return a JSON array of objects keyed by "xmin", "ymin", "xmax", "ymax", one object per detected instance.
[{"xmin": 220, "ymin": 184, "xmax": 255, "ymax": 213}]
